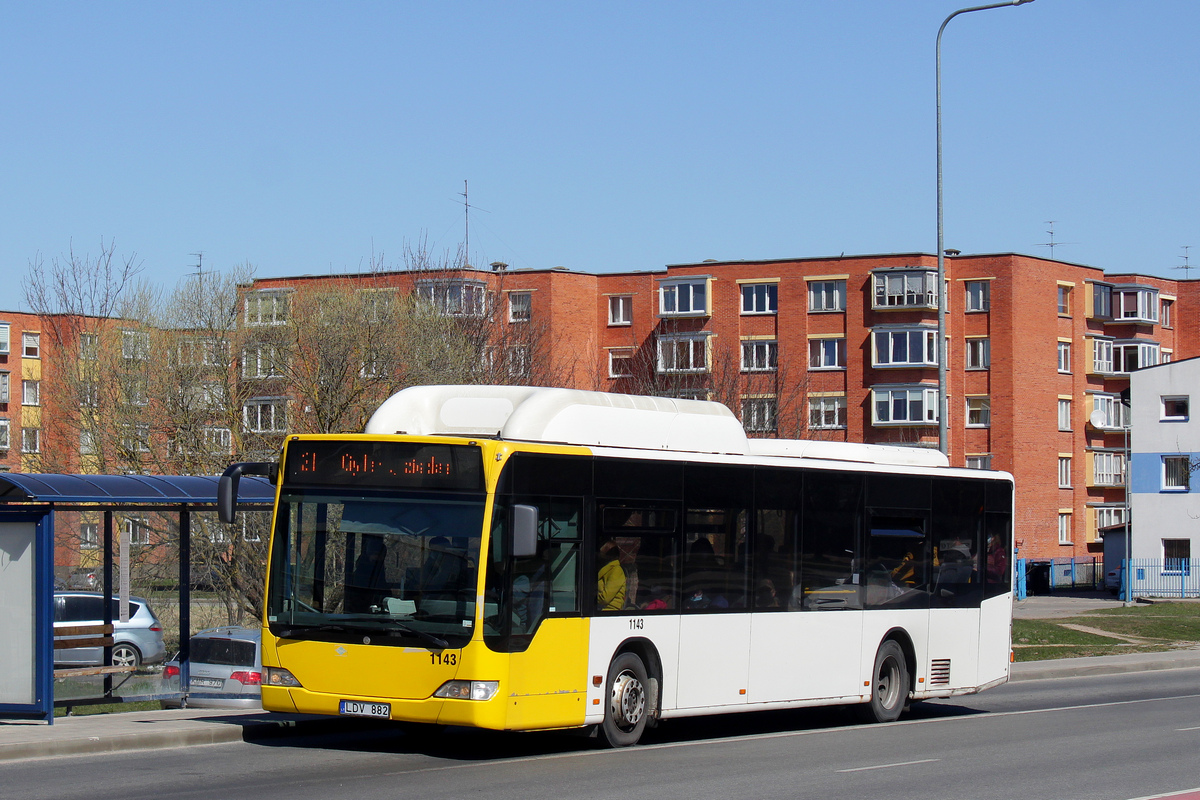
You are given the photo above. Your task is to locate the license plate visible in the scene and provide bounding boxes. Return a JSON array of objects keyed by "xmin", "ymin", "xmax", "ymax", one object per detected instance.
[
  {"xmin": 190, "ymin": 678, "xmax": 224, "ymax": 689},
  {"xmin": 339, "ymin": 700, "xmax": 391, "ymax": 719}
]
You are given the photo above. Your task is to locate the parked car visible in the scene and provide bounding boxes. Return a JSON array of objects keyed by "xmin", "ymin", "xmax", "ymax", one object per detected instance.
[
  {"xmin": 56, "ymin": 571, "xmax": 100, "ymax": 591},
  {"xmin": 161, "ymin": 626, "xmax": 262, "ymax": 709},
  {"xmin": 53, "ymin": 591, "xmax": 166, "ymax": 668},
  {"xmin": 1105, "ymin": 566, "xmax": 1123, "ymax": 595}
]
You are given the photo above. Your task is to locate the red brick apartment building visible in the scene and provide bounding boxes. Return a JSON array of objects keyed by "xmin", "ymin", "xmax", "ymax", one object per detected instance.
[
  {"xmin": 244, "ymin": 252, "xmax": 1192, "ymax": 562},
  {"xmin": 4, "ymin": 252, "xmax": 1191, "ymax": 562}
]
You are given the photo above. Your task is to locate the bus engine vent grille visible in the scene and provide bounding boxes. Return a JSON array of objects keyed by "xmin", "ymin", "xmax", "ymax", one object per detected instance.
[{"xmin": 930, "ymin": 659, "xmax": 951, "ymax": 685}]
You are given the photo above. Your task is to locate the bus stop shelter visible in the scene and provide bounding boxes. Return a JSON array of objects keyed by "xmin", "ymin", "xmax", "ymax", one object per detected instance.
[{"xmin": 0, "ymin": 473, "xmax": 274, "ymax": 723}]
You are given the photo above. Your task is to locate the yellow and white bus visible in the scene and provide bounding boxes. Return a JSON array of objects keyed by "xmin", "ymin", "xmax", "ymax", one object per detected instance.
[{"xmin": 219, "ymin": 386, "xmax": 1014, "ymax": 747}]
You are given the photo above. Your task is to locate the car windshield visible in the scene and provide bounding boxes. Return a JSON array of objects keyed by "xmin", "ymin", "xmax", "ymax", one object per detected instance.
[{"xmin": 267, "ymin": 491, "xmax": 485, "ymax": 649}]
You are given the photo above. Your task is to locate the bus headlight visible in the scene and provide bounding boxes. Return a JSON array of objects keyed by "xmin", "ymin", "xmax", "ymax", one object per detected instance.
[
  {"xmin": 264, "ymin": 667, "xmax": 303, "ymax": 688},
  {"xmin": 433, "ymin": 680, "xmax": 499, "ymax": 701}
]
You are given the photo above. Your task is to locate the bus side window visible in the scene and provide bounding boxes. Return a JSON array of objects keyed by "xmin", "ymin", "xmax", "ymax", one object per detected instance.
[{"xmin": 799, "ymin": 470, "xmax": 863, "ymax": 611}]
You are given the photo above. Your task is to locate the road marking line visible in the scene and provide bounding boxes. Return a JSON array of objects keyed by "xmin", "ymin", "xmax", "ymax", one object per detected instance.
[
  {"xmin": 836, "ymin": 758, "xmax": 939, "ymax": 773},
  {"xmin": 1175, "ymin": 725, "xmax": 1200, "ymax": 731},
  {"xmin": 1124, "ymin": 787, "xmax": 1200, "ymax": 800}
]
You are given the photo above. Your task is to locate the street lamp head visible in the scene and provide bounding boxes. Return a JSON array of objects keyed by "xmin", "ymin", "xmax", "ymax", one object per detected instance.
[{"xmin": 1012, "ymin": 0, "xmax": 1035, "ymax": 5}]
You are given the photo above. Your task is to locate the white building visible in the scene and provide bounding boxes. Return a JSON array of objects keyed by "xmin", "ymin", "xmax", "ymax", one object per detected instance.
[{"xmin": 1128, "ymin": 357, "xmax": 1199, "ymax": 593}]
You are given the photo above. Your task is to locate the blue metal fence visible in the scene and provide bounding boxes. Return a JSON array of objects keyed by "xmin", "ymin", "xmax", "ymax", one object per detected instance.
[
  {"xmin": 1123, "ymin": 559, "xmax": 1200, "ymax": 600},
  {"xmin": 1016, "ymin": 557, "xmax": 1103, "ymax": 599}
]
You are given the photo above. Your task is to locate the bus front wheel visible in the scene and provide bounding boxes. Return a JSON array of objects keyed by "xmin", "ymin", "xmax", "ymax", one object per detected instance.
[
  {"xmin": 863, "ymin": 640, "xmax": 908, "ymax": 723},
  {"xmin": 600, "ymin": 653, "xmax": 649, "ymax": 747}
]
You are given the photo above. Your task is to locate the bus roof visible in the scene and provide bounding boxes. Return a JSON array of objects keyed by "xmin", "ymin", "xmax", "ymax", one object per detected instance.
[{"xmin": 364, "ymin": 385, "xmax": 951, "ymax": 469}]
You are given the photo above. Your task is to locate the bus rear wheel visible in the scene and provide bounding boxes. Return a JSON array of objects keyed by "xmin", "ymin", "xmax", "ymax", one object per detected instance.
[
  {"xmin": 600, "ymin": 653, "xmax": 649, "ymax": 747},
  {"xmin": 863, "ymin": 640, "xmax": 908, "ymax": 723}
]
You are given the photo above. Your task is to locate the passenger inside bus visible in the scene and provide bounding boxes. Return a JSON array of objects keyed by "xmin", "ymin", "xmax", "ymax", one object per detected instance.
[{"xmin": 597, "ymin": 538, "xmax": 626, "ymax": 611}]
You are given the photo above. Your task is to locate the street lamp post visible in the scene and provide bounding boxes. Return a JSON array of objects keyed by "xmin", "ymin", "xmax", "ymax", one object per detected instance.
[{"xmin": 936, "ymin": 0, "xmax": 1035, "ymax": 456}]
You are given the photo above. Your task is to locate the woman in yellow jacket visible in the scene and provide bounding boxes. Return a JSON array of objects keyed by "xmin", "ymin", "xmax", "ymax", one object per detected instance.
[{"xmin": 597, "ymin": 539, "xmax": 626, "ymax": 611}]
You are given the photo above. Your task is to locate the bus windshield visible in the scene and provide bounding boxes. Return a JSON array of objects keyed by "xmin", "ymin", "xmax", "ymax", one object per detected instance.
[{"xmin": 267, "ymin": 491, "xmax": 485, "ymax": 649}]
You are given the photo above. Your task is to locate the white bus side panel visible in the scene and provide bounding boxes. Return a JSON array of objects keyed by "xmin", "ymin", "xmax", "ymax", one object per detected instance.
[
  {"xmin": 676, "ymin": 614, "xmax": 752, "ymax": 709},
  {"xmin": 747, "ymin": 611, "xmax": 864, "ymax": 704},
  {"xmin": 584, "ymin": 614, "xmax": 680, "ymax": 725},
  {"xmin": 859, "ymin": 609, "xmax": 931, "ymax": 693},
  {"xmin": 977, "ymin": 594, "xmax": 1013, "ymax": 687},
  {"xmin": 925, "ymin": 608, "xmax": 980, "ymax": 690}
]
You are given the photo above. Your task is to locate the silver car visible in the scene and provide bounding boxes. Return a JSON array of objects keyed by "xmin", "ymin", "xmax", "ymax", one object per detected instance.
[
  {"xmin": 53, "ymin": 591, "xmax": 166, "ymax": 668},
  {"xmin": 161, "ymin": 626, "xmax": 262, "ymax": 709}
]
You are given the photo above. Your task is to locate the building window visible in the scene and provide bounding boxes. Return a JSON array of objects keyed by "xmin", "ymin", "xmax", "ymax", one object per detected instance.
[
  {"xmin": 966, "ymin": 397, "xmax": 990, "ymax": 428},
  {"xmin": 1162, "ymin": 396, "xmax": 1190, "ymax": 422},
  {"xmin": 809, "ymin": 396, "xmax": 847, "ymax": 430},
  {"xmin": 1058, "ymin": 398, "xmax": 1072, "ymax": 431},
  {"xmin": 608, "ymin": 295, "xmax": 632, "ymax": 326},
  {"xmin": 79, "ymin": 332, "xmax": 99, "ymax": 360},
  {"xmin": 22, "ymin": 427, "xmax": 39, "ymax": 454},
  {"xmin": 203, "ymin": 427, "xmax": 233, "ymax": 452},
  {"xmin": 1161, "ymin": 299, "xmax": 1173, "ymax": 328},
  {"xmin": 965, "ymin": 455, "xmax": 992, "ymax": 470},
  {"xmin": 81, "ymin": 523, "xmax": 99, "ymax": 550},
  {"xmin": 1095, "ymin": 506, "xmax": 1126, "ymax": 531},
  {"xmin": 1058, "ymin": 512, "xmax": 1072, "ymax": 545},
  {"xmin": 808, "ymin": 280, "xmax": 846, "ymax": 312},
  {"xmin": 608, "ymin": 350, "xmax": 634, "ymax": 378},
  {"xmin": 508, "ymin": 292, "xmax": 531, "ymax": 323},
  {"xmin": 1162, "ymin": 351, "xmax": 1174, "ymax": 364},
  {"xmin": 1058, "ymin": 457, "xmax": 1072, "ymax": 488},
  {"xmin": 1057, "ymin": 341, "xmax": 1071, "ymax": 374},
  {"xmin": 124, "ymin": 517, "xmax": 150, "ymax": 547},
  {"xmin": 23, "ymin": 332, "xmax": 40, "ymax": 358},
  {"xmin": 656, "ymin": 334, "xmax": 708, "ymax": 373},
  {"xmin": 504, "ymin": 346, "xmax": 531, "ymax": 380},
  {"xmin": 244, "ymin": 398, "xmax": 287, "ymax": 433},
  {"xmin": 1113, "ymin": 341, "xmax": 1160, "ymax": 373},
  {"xmin": 416, "ymin": 281, "xmax": 488, "ymax": 317},
  {"xmin": 965, "ymin": 281, "xmax": 990, "ymax": 312},
  {"xmin": 965, "ymin": 338, "xmax": 990, "ymax": 370},
  {"xmin": 1092, "ymin": 283, "xmax": 1113, "ymax": 319},
  {"xmin": 1092, "ymin": 338, "xmax": 1114, "ymax": 374},
  {"xmin": 741, "ymin": 397, "xmax": 777, "ymax": 433},
  {"xmin": 0, "ymin": 323, "xmax": 8, "ymax": 354},
  {"xmin": 873, "ymin": 328, "xmax": 938, "ymax": 368},
  {"xmin": 741, "ymin": 340, "xmax": 778, "ymax": 372},
  {"xmin": 873, "ymin": 270, "xmax": 937, "ymax": 309},
  {"xmin": 1057, "ymin": 285, "xmax": 1072, "ymax": 315},
  {"xmin": 1093, "ymin": 451, "xmax": 1126, "ymax": 487},
  {"xmin": 740, "ymin": 283, "xmax": 777, "ymax": 315},
  {"xmin": 1163, "ymin": 456, "xmax": 1190, "ymax": 491},
  {"xmin": 121, "ymin": 423, "xmax": 151, "ymax": 454},
  {"xmin": 0, "ymin": 371, "xmax": 9, "ymax": 404},
  {"xmin": 1163, "ymin": 539, "xmax": 1191, "ymax": 575},
  {"xmin": 1115, "ymin": 287, "xmax": 1159, "ymax": 322},
  {"xmin": 872, "ymin": 386, "xmax": 939, "ymax": 425},
  {"xmin": 121, "ymin": 330, "xmax": 150, "ymax": 361},
  {"xmin": 659, "ymin": 280, "xmax": 708, "ymax": 317},
  {"xmin": 245, "ymin": 291, "xmax": 291, "ymax": 325},
  {"xmin": 1092, "ymin": 394, "xmax": 1130, "ymax": 430},
  {"xmin": 242, "ymin": 345, "xmax": 284, "ymax": 379},
  {"xmin": 80, "ymin": 382, "xmax": 99, "ymax": 408},
  {"xmin": 80, "ymin": 429, "xmax": 97, "ymax": 456},
  {"xmin": 808, "ymin": 338, "xmax": 845, "ymax": 370},
  {"xmin": 22, "ymin": 380, "xmax": 39, "ymax": 406},
  {"xmin": 0, "ymin": 418, "xmax": 9, "ymax": 451}
]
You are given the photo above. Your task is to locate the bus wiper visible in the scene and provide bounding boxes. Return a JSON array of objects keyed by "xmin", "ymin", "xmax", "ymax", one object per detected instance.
[
  {"xmin": 385, "ymin": 622, "xmax": 450, "ymax": 650},
  {"xmin": 276, "ymin": 620, "xmax": 449, "ymax": 650},
  {"xmin": 275, "ymin": 623, "xmax": 352, "ymax": 638}
]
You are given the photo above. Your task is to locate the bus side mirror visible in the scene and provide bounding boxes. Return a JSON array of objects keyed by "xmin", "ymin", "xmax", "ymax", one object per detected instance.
[
  {"xmin": 218, "ymin": 462, "xmax": 278, "ymax": 525},
  {"xmin": 511, "ymin": 504, "xmax": 538, "ymax": 558}
]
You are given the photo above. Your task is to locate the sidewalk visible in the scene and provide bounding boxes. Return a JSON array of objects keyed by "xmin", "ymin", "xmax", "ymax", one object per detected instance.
[{"xmin": 0, "ymin": 708, "xmax": 371, "ymax": 763}]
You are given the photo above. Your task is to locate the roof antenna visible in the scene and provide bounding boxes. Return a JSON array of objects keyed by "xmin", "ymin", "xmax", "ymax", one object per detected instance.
[
  {"xmin": 1175, "ymin": 246, "xmax": 1193, "ymax": 279},
  {"xmin": 1036, "ymin": 221, "xmax": 1076, "ymax": 258}
]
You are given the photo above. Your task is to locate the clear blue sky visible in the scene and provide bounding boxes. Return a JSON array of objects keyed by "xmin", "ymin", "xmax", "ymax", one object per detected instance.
[{"xmin": 2, "ymin": 1, "xmax": 1197, "ymax": 306}]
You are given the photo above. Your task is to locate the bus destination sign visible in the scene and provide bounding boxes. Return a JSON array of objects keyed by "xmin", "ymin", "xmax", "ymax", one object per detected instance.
[{"xmin": 283, "ymin": 440, "xmax": 484, "ymax": 491}]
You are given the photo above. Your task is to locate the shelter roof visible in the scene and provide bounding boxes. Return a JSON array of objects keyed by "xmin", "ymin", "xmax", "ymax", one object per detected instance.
[{"xmin": 0, "ymin": 473, "xmax": 274, "ymax": 505}]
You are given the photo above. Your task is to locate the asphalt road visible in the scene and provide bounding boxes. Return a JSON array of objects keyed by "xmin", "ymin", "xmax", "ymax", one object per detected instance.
[{"xmin": 5, "ymin": 668, "xmax": 1200, "ymax": 800}]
